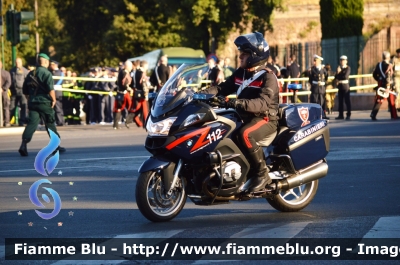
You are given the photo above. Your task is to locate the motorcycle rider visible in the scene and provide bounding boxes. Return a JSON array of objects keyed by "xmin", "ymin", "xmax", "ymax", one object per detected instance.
[{"xmin": 201, "ymin": 32, "xmax": 280, "ymax": 193}]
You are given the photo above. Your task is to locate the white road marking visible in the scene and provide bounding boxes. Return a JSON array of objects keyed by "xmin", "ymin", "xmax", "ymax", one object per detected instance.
[
  {"xmin": 193, "ymin": 222, "xmax": 311, "ymax": 264},
  {"xmin": 0, "ymin": 245, "xmax": 4, "ymax": 260},
  {"xmin": 50, "ymin": 230, "xmax": 183, "ymax": 265},
  {"xmin": 363, "ymin": 216, "xmax": 400, "ymax": 238},
  {"xmin": 327, "ymin": 146, "xmax": 400, "ymax": 161},
  {"xmin": 230, "ymin": 221, "xmax": 311, "ymax": 238},
  {"xmin": 0, "ymin": 166, "xmax": 103, "ymax": 173},
  {"xmin": 61, "ymin": 156, "xmax": 149, "ymax": 162},
  {"xmin": 352, "ymin": 216, "xmax": 400, "ymax": 254},
  {"xmin": 0, "ymin": 156, "xmax": 148, "ymax": 173}
]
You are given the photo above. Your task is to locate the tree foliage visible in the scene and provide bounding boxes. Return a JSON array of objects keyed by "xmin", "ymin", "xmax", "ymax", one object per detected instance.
[
  {"xmin": 320, "ymin": 0, "xmax": 364, "ymax": 39},
  {"xmin": 2, "ymin": 0, "xmax": 283, "ymax": 72}
]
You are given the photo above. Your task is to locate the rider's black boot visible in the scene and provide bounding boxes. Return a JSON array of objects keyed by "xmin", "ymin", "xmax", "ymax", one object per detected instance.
[{"xmin": 241, "ymin": 147, "xmax": 272, "ymax": 192}]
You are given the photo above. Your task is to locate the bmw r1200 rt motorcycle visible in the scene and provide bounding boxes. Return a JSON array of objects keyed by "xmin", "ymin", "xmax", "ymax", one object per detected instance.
[{"xmin": 136, "ymin": 64, "xmax": 329, "ymax": 222}]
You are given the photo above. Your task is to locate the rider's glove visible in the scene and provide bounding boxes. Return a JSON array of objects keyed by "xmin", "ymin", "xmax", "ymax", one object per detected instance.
[
  {"xmin": 210, "ymin": 96, "xmax": 226, "ymax": 107},
  {"xmin": 225, "ymin": 99, "xmax": 244, "ymax": 110}
]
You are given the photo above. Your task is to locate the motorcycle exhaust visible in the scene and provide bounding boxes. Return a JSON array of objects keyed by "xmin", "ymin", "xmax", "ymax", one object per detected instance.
[{"xmin": 277, "ymin": 161, "xmax": 328, "ymax": 190}]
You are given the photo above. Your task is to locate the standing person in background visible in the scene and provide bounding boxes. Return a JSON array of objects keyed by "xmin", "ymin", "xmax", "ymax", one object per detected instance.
[
  {"xmin": 223, "ymin": 57, "xmax": 235, "ymax": 79},
  {"xmin": 150, "ymin": 55, "xmax": 169, "ymax": 92},
  {"xmin": 335, "ymin": 55, "xmax": 351, "ymax": 120},
  {"xmin": 61, "ymin": 69, "xmax": 74, "ymax": 124},
  {"xmin": 9, "ymin": 58, "xmax": 29, "ymax": 126},
  {"xmin": 98, "ymin": 67, "xmax": 113, "ymax": 125},
  {"xmin": 215, "ymin": 59, "xmax": 225, "ymax": 85},
  {"xmin": 83, "ymin": 68, "xmax": 96, "ymax": 125},
  {"xmin": 49, "ymin": 61, "xmax": 64, "ymax": 126},
  {"xmin": 89, "ymin": 67, "xmax": 101, "ymax": 124},
  {"xmin": 126, "ymin": 61, "xmax": 145, "ymax": 128},
  {"xmin": 18, "ymin": 53, "xmax": 66, "ymax": 156},
  {"xmin": 113, "ymin": 60, "xmax": 132, "ymax": 129},
  {"xmin": 371, "ymin": 51, "xmax": 397, "ymax": 120},
  {"xmin": 273, "ymin": 57, "xmax": 281, "ymax": 78},
  {"xmin": 70, "ymin": 71, "xmax": 84, "ymax": 125},
  {"xmin": 287, "ymin": 54, "xmax": 300, "ymax": 80},
  {"xmin": 392, "ymin": 48, "xmax": 400, "ymax": 112},
  {"xmin": 309, "ymin": 54, "xmax": 329, "ymax": 119},
  {"xmin": 1, "ymin": 61, "xmax": 12, "ymax": 127},
  {"xmin": 324, "ymin": 64, "xmax": 335, "ymax": 115},
  {"xmin": 266, "ymin": 56, "xmax": 278, "ymax": 76},
  {"xmin": 108, "ymin": 68, "xmax": 118, "ymax": 124}
]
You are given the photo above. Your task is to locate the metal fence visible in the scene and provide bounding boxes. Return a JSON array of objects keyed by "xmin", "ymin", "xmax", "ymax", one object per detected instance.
[{"xmin": 269, "ymin": 26, "xmax": 400, "ymax": 91}]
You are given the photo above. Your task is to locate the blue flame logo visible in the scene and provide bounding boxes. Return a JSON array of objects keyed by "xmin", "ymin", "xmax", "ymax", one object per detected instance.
[
  {"xmin": 34, "ymin": 129, "xmax": 60, "ymax": 176},
  {"xmin": 29, "ymin": 179, "xmax": 62, "ymax": 220}
]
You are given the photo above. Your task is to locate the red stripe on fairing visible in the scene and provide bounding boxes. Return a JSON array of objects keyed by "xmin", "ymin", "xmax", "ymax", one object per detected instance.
[
  {"xmin": 243, "ymin": 119, "xmax": 268, "ymax": 148},
  {"xmin": 166, "ymin": 127, "xmax": 211, "ymax": 151}
]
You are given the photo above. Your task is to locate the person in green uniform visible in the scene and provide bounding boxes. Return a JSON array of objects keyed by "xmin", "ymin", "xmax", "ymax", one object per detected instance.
[{"xmin": 18, "ymin": 53, "xmax": 66, "ymax": 156}]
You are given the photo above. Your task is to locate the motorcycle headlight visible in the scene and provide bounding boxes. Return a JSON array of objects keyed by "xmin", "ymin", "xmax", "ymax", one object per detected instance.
[
  {"xmin": 146, "ymin": 117, "xmax": 177, "ymax": 136},
  {"xmin": 182, "ymin": 113, "xmax": 206, "ymax": 127}
]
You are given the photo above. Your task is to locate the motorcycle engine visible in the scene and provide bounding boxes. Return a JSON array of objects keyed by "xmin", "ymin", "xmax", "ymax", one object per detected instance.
[{"xmin": 223, "ymin": 161, "xmax": 242, "ymax": 183}]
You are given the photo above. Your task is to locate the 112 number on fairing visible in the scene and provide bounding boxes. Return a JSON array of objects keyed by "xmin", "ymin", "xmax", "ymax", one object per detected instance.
[{"xmin": 206, "ymin": 129, "xmax": 222, "ymax": 144}]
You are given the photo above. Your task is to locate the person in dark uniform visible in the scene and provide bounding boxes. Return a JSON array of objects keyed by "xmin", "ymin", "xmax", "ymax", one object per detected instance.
[
  {"xmin": 18, "ymin": 53, "xmax": 66, "ymax": 156},
  {"xmin": 371, "ymin": 51, "xmax": 397, "ymax": 120},
  {"xmin": 201, "ymin": 32, "xmax": 280, "ymax": 193},
  {"xmin": 1, "ymin": 61, "xmax": 12, "ymax": 127},
  {"xmin": 98, "ymin": 68, "xmax": 113, "ymax": 124},
  {"xmin": 287, "ymin": 54, "xmax": 300, "ymax": 80},
  {"xmin": 150, "ymin": 56, "xmax": 169, "ymax": 92},
  {"xmin": 70, "ymin": 72, "xmax": 84, "ymax": 125},
  {"xmin": 83, "ymin": 68, "xmax": 96, "ymax": 125},
  {"xmin": 309, "ymin": 54, "xmax": 328, "ymax": 119},
  {"xmin": 49, "ymin": 61, "xmax": 65, "ymax": 126},
  {"xmin": 335, "ymin": 55, "xmax": 351, "ymax": 120},
  {"xmin": 113, "ymin": 60, "xmax": 132, "ymax": 129},
  {"xmin": 126, "ymin": 61, "xmax": 145, "ymax": 128},
  {"xmin": 10, "ymin": 58, "xmax": 29, "ymax": 126},
  {"xmin": 266, "ymin": 56, "xmax": 278, "ymax": 75},
  {"xmin": 61, "ymin": 69, "xmax": 75, "ymax": 124},
  {"xmin": 205, "ymin": 58, "xmax": 221, "ymax": 86}
]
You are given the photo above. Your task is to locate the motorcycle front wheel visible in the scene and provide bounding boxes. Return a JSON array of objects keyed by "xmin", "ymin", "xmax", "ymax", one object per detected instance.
[
  {"xmin": 266, "ymin": 180, "xmax": 319, "ymax": 212},
  {"xmin": 135, "ymin": 171, "xmax": 186, "ymax": 222}
]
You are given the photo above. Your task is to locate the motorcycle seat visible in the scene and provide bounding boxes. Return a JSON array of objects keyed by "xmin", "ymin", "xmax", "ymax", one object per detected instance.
[{"xmin": 257, "ymin": 131, "xmax": 277, "ymax": 147}]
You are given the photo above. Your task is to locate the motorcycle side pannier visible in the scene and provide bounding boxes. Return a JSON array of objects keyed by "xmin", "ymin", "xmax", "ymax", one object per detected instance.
[
  {"xmin": 278, "ymin": 103, "xmax": 322, "ymax": 129},
  {"xmin": 273, "ymin": 104, "xmax": 329, "ymax": 170}
]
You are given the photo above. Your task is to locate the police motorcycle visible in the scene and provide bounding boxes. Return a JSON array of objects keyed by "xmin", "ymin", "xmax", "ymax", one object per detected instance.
[{"xmin": 136, "ymin": 63, "xmax": 330, "ymax": 222}]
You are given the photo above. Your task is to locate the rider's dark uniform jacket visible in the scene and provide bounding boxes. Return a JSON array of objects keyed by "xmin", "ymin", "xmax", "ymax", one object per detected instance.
[{"xmin": 203, "ymin": 67, "xmax": 280, "ymax": 121}]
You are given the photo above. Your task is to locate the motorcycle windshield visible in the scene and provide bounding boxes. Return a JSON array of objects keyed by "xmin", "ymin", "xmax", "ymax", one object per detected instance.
[{"xmin": 152, "ymin": 63, "xmax": 210, "ymax": 117}]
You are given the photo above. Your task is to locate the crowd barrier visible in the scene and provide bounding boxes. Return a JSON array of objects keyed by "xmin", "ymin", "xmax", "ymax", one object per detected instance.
[{"xmin": 53, "ymin": 74, "xmax": 375, "ymax": 97}]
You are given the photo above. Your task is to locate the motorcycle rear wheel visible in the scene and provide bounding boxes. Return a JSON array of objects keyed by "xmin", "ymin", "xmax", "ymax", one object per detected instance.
[
  {"xmin": 266, "ymin": 180, "xmax": 319, "ymax": 212},
  {"xmin": 136, "ymin": 171, "xmax": 186, "ymax": 222}
]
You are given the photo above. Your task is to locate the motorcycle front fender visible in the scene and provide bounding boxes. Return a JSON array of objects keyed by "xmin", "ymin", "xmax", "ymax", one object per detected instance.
[
  {"xmin": 138, "ymin": 156, "xmax": 171, "ymax": 173},
  {"xmin": 138, "ymin": 156, "xmax": 176, "ymax": 191}
]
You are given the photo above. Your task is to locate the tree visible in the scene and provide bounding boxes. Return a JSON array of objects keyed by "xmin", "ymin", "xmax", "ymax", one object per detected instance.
[
  {"xmin": 179, "ymin": 0, "xmax": 284, "ymax": 54},
  {"xmin": 320, "ymin": 0, "xmax": 364, "ymax": 39},
  {"xmin": 105, "ymin": 0, "xmax": 183, "ymax": 61}
]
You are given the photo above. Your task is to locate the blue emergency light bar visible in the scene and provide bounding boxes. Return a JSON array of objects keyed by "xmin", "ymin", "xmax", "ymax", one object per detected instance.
[{"xmin": 287, "ymin": 84, "xmax": 302, "ymax": 90}]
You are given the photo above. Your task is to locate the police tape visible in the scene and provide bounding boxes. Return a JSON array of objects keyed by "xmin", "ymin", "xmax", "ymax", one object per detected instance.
[
  {"xmin": 225, "ymin": 84, "xmax": 377, "ymax": 98},
  {"xmin": 56, "ymin": 84, "xmax": 377, "ymax": 97},
  {"xmin": 52, "ymin": 74, "xmax": 373, "ymax": 83},
  {"xmin": 280, "ymin": 74, "xmax": 373, "ymax": 82},
  {"xmin": 53, "ymin": 76, "xmax": 116, "ymax": 82},
  {"xmin": 54, "ymin": 85, "xmax": 115, "ymax": 95}
]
